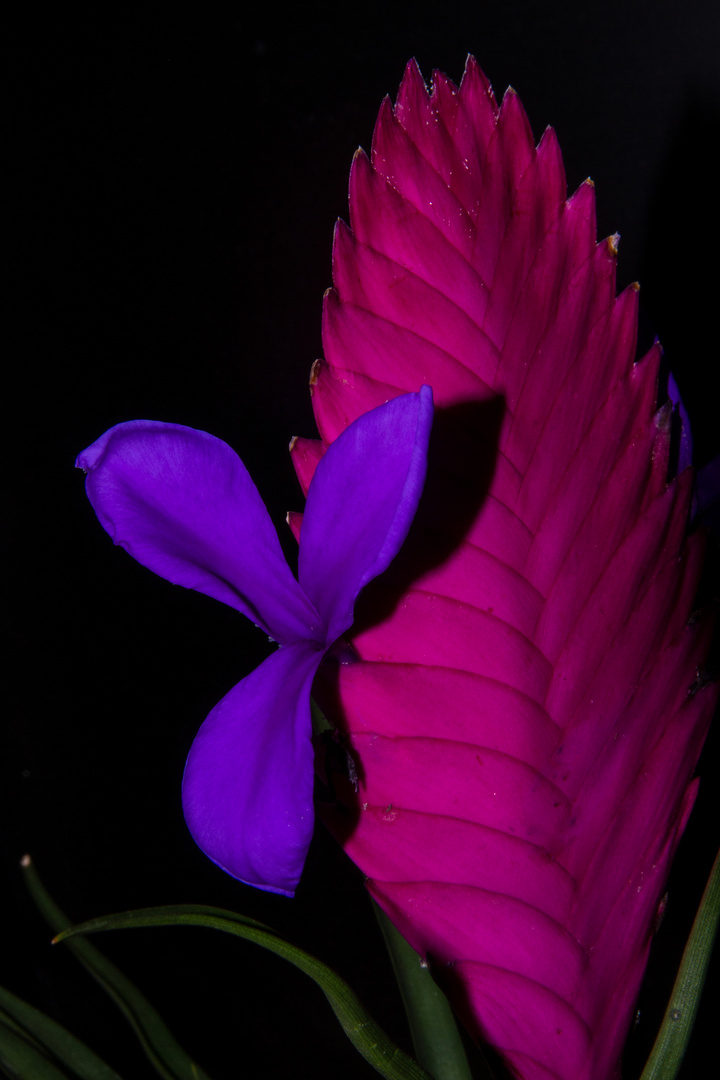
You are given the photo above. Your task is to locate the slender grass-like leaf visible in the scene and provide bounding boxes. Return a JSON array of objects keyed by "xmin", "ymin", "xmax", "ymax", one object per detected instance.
[
  {"xmin": 20, "ymin": 858, "xmax": 212, "ymax": 1080},
  {"xmin": 0, "ymin": 984, "xmax": 122, "ymax": 1080},
  {"xmin": 54, "ymin": 903, "xmax": 433, "ymax": 1080},
  {"xmin": 373, "ymin": 902, "xmax": 484, "ymax": 1080},
  {"xmin": 0, "ymin": 1014, "xmax": 72, "ymax": 1080},
  {"xmin": 640, "ymin": 845, "xmax": 720, "ymax": 1079}
]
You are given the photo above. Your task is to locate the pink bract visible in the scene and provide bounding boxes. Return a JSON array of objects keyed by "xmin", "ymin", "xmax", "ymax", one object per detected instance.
[{"xmin": 291, "ymin": 58, "xmax": 717, "ymax": 1080}]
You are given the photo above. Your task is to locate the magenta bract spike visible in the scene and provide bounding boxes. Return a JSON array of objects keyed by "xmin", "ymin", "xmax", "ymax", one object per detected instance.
[
  {"xmin": 302, "ymin": 57, "xmax": 718, "ymax": 1080},
  {"xmin": 289, "ymin": 434, "xmax": 325, "ymax": 496}
]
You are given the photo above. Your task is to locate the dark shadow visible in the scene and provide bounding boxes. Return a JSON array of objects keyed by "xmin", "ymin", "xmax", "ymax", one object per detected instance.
[
  {"xmin": 353, "ymin": 393, "xmax": 507, "ymax": 634},
  {"xmin": 430, "ymin": 962, "xmax": 522, "ymax": 1080},
  {"xmin": 628, "ymin": 90, "xmax": 720, "ymax": 1080},
  {"xmin": 638, "ymin": 93, "xmax": 720, "ymax": 475},
  {"xmin": 313, "ymin": 392, "xmax": 505, "ymax": 800}
]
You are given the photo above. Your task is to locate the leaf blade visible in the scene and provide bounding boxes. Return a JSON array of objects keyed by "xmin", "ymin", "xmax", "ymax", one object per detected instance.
[
  {"xmin": 640, "ymin": 845, "xmax": 720, "ymax": 1080},
  {"xmin": 54, "ymin": 903, "xmax": 434, "ymax": 1080},
  {"xmin": 20, "ymin": 858, "xmax": 212, "ymax": 1080},
  {"xmin": 0, "ymin": 1014, "xmax": 72, "ymax": 1080},
  {"xmin": 373, "ymin": 901, "xmax": 488, "ymax": 1080},
  {"xmin": 0, "ymin": 985, "xmax": 123, "ymax": 1080}
]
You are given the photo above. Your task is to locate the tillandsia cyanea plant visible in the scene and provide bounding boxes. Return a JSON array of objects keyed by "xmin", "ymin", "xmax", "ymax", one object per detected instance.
[{"xmin": 73, "ymin": 56, "xmax": 719, "ymax": 1080}]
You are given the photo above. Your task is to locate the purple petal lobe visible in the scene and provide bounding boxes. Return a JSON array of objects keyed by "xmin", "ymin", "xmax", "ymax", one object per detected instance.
[
  {"xmin": 299, "ymin": 387, "xmax": 433, "ymax": 642},
  {"xmin": 181, "ymin": 639, "xmax": 323, "ymax": 895},
  {"xmin": 77, "ymin": 421, "xmax": 321, "ymax": 644},
  {"xmin": 666, "ymin": 369, "xmax": 693, "ymax": 474}
]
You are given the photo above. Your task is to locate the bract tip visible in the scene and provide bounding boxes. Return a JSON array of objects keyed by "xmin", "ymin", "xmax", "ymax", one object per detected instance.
[
  {"xmin": 286, "ymin": 510, "xmax": 302, "ymax": 542},
  {"xmin": 309, "ymin": 359, "xmax": 322, "ymax": 387},
  {"xmin": 655, "ymin": 400, "xmax": 673, "ymax": 434}
]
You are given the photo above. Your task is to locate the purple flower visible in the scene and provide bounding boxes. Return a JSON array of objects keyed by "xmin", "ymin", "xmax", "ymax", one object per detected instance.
[{"xmin": 77, "ymin": 387, "xmax": 433, "ymax": 896}]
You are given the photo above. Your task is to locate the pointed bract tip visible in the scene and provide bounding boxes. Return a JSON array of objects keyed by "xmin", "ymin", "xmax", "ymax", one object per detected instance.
[
  {"xmin": 330, "ymin": 219, "xmax": 347, "ymax": 254},
  {"xmin": 430, "ymin": 67, "xmax": 459, "ymax": 102},
  {"xmin": 286, "ymin": 510, "xmax": 302, "ymax": 542},
  {"xmin": 585, "ymin": 176, "xmax": 595, "ymax": 188},
  {"xmin": 288, "ymin": 435, "xmax": 298, "ymax": 453},
  {"xmin": 404, "ymin": 56, "xmax": 425, "ymax": 84},
  {"xmin": 351, "ymin": 147, "xmax": 370, "ymax": 175},
  {"xmin": 373, "ymin": 95, "xmax": 395, "ymax": 149},
  {"xmin": 632, "ymin": 281, "xmax": 641, "ymax": 292},
  {"xmin": 395, "ymin": 57, "xmax": 431, "ymax": 110},
  {"xmin": 655, "ymin": 400, "xmax": 673, "ymax": 434},
  {"xmin": 607, "ymin": 232, "xmax": 621, "ymax": 256},
  {"xmin": 309, "ymin": 359, "xmax": 323, "ymax": 387},
  {"xmin": 459, "ymin": 55, "xmax": 496, "ymax": 111},
  {"xmin": 461, "ymin": 53, "xmax": 485, "ymax": 84}
]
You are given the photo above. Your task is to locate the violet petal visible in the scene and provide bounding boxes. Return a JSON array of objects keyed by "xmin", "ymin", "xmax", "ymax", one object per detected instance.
[
  {"xmin": 298, "ymin": 385, "xmax": 433, "ymax": 643},
  {"xmin": 666, "ymin": 369, "xmax": 693, "ymax": 475},
  {"xmin": 181, "ymin": 639, "xmax": 324, "ymax": 896},
  {"xmin": 77, "ymin": 420, "xmax": 321, "ymax": 644}
]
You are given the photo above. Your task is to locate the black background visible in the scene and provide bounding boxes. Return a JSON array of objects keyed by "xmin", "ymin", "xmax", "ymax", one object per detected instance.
[{"xmin": 5, "ymin": 2, "xmax": 720, "ymax": 1078}]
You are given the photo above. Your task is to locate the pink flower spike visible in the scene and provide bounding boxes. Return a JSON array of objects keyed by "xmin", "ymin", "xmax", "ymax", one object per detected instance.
[{"xmin": 304, "ymin": 58, "xmax": 718, "ymax": 1080}]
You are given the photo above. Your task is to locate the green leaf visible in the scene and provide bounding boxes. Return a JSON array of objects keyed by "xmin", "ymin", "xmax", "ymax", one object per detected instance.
[
  {"xmin": 640, "ymin": 844, "xmax": 720, "ymax": 1079},
  {"xmin": 374, "ymin": 903, "xmax": 493, "ymax": 1080},
  {"xmin": 0, "ymin": 1014, "xmax": 72, "ymax": 1080},
  {"xmin": 20, "ymin": 857, "xmax": 212, "ymax": 1080},
  {"xmin": 310, "ymin": 695, "xmax": 335, "ymax": 735},
  {"xmin": 54, "ymin": 903, "xmax": 434, "ymax": 1080},
  {"xmin": 0, "ymin": 984, "xmax": 123, "ymax": 1080}
]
